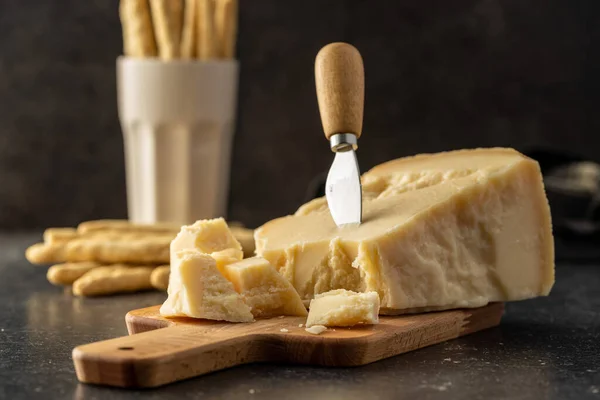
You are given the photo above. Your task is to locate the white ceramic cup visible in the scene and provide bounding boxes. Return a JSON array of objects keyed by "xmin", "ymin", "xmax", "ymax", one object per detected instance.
[{"xmin": 117, "ymin": 57, "xmax": 238, "ymax": 225}]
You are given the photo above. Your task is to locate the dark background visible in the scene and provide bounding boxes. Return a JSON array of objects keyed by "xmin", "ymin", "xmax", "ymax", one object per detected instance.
[{"xmin": 1, "ymin": 0, "xmax": 599, "ymax": 229}]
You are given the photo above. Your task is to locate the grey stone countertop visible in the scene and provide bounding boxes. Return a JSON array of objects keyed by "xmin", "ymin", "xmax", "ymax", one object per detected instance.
[{"xmin": 0, "ymin": 232, "xmax": 598, "ymax": 400}]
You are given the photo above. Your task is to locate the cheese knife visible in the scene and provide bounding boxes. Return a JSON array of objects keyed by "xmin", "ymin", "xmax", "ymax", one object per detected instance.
[{"xmin": 315, "ymin": 42, "xmax": 365, "ymax": 226}]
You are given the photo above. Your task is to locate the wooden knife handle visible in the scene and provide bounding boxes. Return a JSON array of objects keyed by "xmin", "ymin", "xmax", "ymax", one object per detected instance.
[{"xmin": 315, "ymin": 42, "xmax": 365, "ymax": 140}]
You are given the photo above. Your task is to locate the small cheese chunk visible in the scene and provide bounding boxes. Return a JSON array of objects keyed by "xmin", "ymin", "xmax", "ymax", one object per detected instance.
[
  {"xmin": 256, "ymin": 148, "xmax": 555, "ymax": 313},
  {"xmin": 306, "ymin": 289, "xmax": 380, "ymax": 327},
  {"xmin": 211, "ymin": 248, "xmax": 244, "ymax": 275},
  {"xmin": 169, "ymin": 218, "xmax": 243, "ymax": 276},
  {"xmin": 223, "ymin": 257, "xmax": 308, "ymax": 318},
  {"xmin": 171, "ymin": 218, "xmax": 242, "ymax": 258},
  {"xmin": 160, "ymin": 250, "xmax": 253, "ymax": 322},
  {"xmin": 305, "ymin": 325, "xmax": 327, "ymax": 335}
]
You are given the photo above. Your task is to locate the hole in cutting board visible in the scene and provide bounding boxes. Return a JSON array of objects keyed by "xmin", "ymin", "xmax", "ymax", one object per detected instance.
[{"xmin": 118, "ymin": 347, "xmax": 134, "ymax": 351}]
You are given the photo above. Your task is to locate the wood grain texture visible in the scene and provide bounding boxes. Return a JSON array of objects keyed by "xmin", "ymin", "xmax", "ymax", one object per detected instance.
[
  {"xmin": 315, "ymin": 42, "xmax": 365, "ymax": 140},
  {"xmin": 72, "ymin": 302, "xmax": 503, "ymax": 388}
]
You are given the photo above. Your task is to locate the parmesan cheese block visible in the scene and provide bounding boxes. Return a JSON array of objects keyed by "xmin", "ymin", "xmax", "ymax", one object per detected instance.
[
  {"xmin": 255, "ymin": 148, "xmax": 555, "ymax": 313},
  {"xmin": 170, "ymin": 218, "xmax": 242, "ymax": 258},
  {"xmin": 306, "ymin": 289, "xmax": 380, "ymax": 327},
  {"xmin": 160, "ymin": 250, "xmax": 253, "ymax": 322},
  {"xmin": 223, "ymin": 257, "xmax": 308, "ymax": 318},
  {"xmin": 170, "ymin": 218, "xmax": 243, "ymax": 275},
  {"xmin": 161, "ymin": 219, "xmax": 250, "ymax": 321}
]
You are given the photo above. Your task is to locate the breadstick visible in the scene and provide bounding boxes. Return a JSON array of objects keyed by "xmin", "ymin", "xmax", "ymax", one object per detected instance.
[
  {"xmin": 46, "ymin": 262, "xmax": 102, "ymax": 286},
  {"xmin": 26, "ymin": 233, "xmax": 172, "ymax": 265},
  {"xmin": 119, "ymin": 0, "xmax": 157, "ymax": 57},
  {"xmin": 214, "ymin": 0, "xmax": 237, "ymax": 59},
  {"xmin": 26, "ymin": 243, "xmax": 66, "ymax": 265},
  {"xmin": 171, "ymin": 0, "xmax": 184, "ymax": 50},
  {"xmin": 180, "ymin": 0, "xmax": 198, "ymax": 58},
  {"xmin": 150, "ymin": 265, "xmax": 170, "ymax": 290},
  {"xmin": 197, "ymin": 0, "xmax": 216, "ymax": 60},
  {"xmin": 65, "ymin": 235, "xmax": 171, "ymax": 264},
  {"xmin": 46, "ymin": 225, "xmax": 176, "ymax": 246},
  {"xmin": 77, "ymin": 219, "xmax": 179, "ymax": 234},
  {"xmin": 77, "ymin": 219, "xmax": 129, "ymax": 232},
  {"xmin": 149, "ymin": 0, "xmax": 180, "ymax": 59},
  {"xmin": 73, "ymin": 266, "xmax": 155, "ymax": 297},
  {"xmin": 43, "ymin": 228, "xmax": 78, "ymax": 245}
]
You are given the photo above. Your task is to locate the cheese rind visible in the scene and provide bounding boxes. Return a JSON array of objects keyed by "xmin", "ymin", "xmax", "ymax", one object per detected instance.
[
  {"xmin": 223, "ymin": 257, "xmax": 308, "ymax": 318},
  {"xmin": 306, "ymin": 289, "xmax": 380, "ymax": 327},
  {"xmin": 160, "ymin": 250, "xmax": 253, "ymax": 322},
  {"xmin": 256, "ymin": 148, "xmax": 555, "ymax": 313}
]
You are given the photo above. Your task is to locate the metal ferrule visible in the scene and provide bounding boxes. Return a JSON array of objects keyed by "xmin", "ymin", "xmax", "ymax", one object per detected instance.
[{"xmin": 329, "ymin": 133, "xmax": 358, "ymax": 152}]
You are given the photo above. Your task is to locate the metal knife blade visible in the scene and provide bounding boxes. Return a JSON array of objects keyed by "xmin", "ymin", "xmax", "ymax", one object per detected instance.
[{"xmin": 326, "ymin": 147, "xmax": 362, "ymax": 226}]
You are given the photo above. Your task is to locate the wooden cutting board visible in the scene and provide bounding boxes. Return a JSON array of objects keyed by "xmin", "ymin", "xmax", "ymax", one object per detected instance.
[{"xmin": 72, "ymin": 302, "xmax": 504, "ymax": 388}]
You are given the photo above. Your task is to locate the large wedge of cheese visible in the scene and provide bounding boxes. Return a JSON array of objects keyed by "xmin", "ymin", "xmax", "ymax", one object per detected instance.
[
  {"xmin": 255, "ymin": 148, "xmax": 555, "ymax": 313},
  {"xmin": 160, "ymin": 250, "xmax": 254, "ymax": 322},
  {"xmin": 223, "ymin": 257, "xmax": 308, "ymax": 318}
]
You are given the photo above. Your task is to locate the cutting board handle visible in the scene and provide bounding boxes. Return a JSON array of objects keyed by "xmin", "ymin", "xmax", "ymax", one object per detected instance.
[
  {"xmin": 315, "ymin": 42, "xmax": 365, "ymax": 140},
  {"xmin": 72, "ymin": 324, "xmax": 262, "ymax": 388}
]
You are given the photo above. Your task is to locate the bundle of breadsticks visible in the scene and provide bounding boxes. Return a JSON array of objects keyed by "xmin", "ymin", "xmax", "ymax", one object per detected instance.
[
  {"xmin": 25, "ymin": 219, "xmax": 255, "ymax": 297},
  {"xmin": 119, "ymin": 0, "xmax": 238, "ymax": 60}
]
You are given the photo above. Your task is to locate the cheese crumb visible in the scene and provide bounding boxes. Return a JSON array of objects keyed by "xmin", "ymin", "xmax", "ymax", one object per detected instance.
[
  {"xmin": 278, "ymin": 315, "xmax": 285, "ymax": 319},
  {"xmin": 305, "ymin": 325, "xmax": 327, "ymax": 335},
  {"xmin": 298, "ymin": 323, "xmax": 303, "ymax": 328},
  {"xmin": 280, "ymin": 328, "xmax": 289, "ymax": 333}
]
